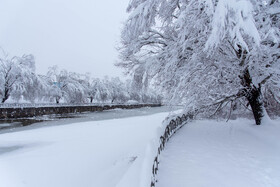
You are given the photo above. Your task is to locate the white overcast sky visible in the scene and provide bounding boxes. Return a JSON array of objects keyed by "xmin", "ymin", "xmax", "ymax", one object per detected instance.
[{"xmin": 0, "ymin": 0, "xmax": 130, "ymax": 78}]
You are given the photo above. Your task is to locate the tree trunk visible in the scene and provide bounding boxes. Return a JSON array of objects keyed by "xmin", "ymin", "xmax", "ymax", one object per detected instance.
[
  {"xmin": 241, "ymin": 68, "xmax": 264, "ymax": 125},
  {"xmin": 1, "ymin": 98, "xmax": 6, "ymax": 103},
  {"xmin": 1, "ymin": 87, "xmax": 10, "ymax": 103},
  {"xmin": 56, "ymin": 97, "xmax": 60, "ymax": 104},
  {"xmin": 90, "ymin": 97, "xmax": 93, "ymax": 103},
  {"xmin": 245, "ymin": 85, "xmax": 264, "ymax": 125}
]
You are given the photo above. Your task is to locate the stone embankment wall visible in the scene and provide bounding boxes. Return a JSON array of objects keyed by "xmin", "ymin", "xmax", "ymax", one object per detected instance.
[{"xmin": 0, "ymin": 104, "xmax": 161, "ymax": 119}]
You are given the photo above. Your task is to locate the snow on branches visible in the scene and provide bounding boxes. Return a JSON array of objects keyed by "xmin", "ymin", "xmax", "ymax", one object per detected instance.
[
  {"xmin": 118, "ymin": 0, "xmax": 280, "ymax": 124},
  {"xmin": 0, "ymin": 51, "xmax": 36, "ymax": 103}
]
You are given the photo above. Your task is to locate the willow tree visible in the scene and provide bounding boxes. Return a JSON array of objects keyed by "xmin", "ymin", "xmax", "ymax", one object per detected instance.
[
  {"xmin": 118, "ymin": 0, "xmax": 280, "ymax": 125},
  {"xmin": 0, "ymin": 52, "xmax": 36, "ymax": 103}
]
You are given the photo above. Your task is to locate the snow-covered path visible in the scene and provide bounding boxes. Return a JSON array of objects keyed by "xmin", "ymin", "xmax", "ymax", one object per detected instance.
[
  {"xmin": 157, "ymin": 119, "xmax": 280, "ymax": 187},
  {"xmin": 0, "ymin": 111, "xmax": 173, "ymax": 187}
]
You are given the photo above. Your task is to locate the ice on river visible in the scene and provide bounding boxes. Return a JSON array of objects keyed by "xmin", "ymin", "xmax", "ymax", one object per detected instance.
[
  {"xmin": 0, "ymin": 107, "xmax": 178, "ymax": 187},
  {"xmin": 0, "ymin": 106, "xmax": 179, "ymax": 133}
]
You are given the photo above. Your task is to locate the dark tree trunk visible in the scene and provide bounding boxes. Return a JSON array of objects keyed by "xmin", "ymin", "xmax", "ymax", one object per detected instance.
[
  {"xmin": 56, "ymin": 97, "xmax": 60, "ymax": 104},
  {"xmin": 241, "ymin": 68, "xmax": 264, "ymax": 125},
  {"xmin": 1, "ymin": 97, "xmax": 7, "ymax": 103},
  {"xmin": 90, "ymin": 97, "xmax": 93, "ymax": 103},
  {"xmin": 1, "ymin": 87, "xmax": 10, "ymax": 103},
  {"xmin": 245, "ymin": 85, "xmax": 264, "ymax": 125}
]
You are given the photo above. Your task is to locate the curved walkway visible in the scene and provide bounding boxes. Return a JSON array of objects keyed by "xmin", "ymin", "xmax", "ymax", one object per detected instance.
[{"xmin": 156, "ymin": 119, "xmax": 280, "ymax": 187}]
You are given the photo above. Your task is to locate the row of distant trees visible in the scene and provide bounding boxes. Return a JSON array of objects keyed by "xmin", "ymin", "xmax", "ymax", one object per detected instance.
[{"xmin": 0, "ymin": 52, "xmax": 162, "ymax": 104}]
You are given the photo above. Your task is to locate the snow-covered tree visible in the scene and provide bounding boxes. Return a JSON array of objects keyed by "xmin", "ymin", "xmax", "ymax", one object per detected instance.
[
  {"xmin": 46, "ymin": 66, "xmax": 87, "ymax": 103},
  {"xmin": 84, "ymin": 77, "xmax": 98, "ymax": 103},
  {"xmin": 118, "ymin": 0, "xmax": 280, "ymax": 125},
  {"xmin": 19, "ymin": 74, "xmax": 47, "ymax": 103},
  {"xmin": 105, "ymin": 77, "xmax": 129, "ymax": 103},
  {"xmin": 46, "ymin": 66, "xmax": 66, "ymax": 103},
  {"xmin": 0, "ymin": 51, "xmax": 36, "ymax": 103},
  {"xmin": 94, "ymin": 78, "xmax": 110, "ymax": 103},
  {"xmin": 65, "ymin": 72, "xmax": 87, "ymax": 103}
]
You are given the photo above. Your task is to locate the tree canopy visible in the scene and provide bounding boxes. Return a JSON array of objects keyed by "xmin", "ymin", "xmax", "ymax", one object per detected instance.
[{"xmin": 118, "ymin": 0, "xmax": 280, "ymax": 124}]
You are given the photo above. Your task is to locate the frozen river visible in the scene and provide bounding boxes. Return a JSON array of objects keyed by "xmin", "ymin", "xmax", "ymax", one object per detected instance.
[
  {"xmin": 0, "ymin": 106, "xmax": 180, "ymax": 134},
  {"xmin": 0, "ymin": 106, "xmax": 181, "ymax": 187}
]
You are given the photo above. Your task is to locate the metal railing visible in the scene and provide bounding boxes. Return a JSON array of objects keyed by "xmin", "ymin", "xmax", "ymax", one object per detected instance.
[{"xmin": 150, "ymin": 111, "xmax": 195, "ymax": 187}]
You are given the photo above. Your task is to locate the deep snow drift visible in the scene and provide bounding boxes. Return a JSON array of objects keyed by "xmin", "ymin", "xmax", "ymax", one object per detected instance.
[
  {"xmin": 157, "ymin": 118, "xmax": 280, "ymax": 187},
  {"xmin": 0, "ymin": 110, "xmax": 176, "ymax": 187}
]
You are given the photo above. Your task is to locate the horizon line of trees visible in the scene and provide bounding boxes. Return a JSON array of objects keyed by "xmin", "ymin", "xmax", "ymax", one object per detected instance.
[{"xmin": 0, "ymin": 51, "xmax": 162, "ymax": 104}]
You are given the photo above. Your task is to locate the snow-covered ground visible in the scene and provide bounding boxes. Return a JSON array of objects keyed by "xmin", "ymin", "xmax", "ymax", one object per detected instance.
[
  {"xmin": 0, "ymin": 109, "xmax": 178, "ymax": 187},
  {"xmin": 157, "ymin": 118, "xmax": 280, "ymax": 187},
  {"xmin": 1, "ymin": 108, "xmax": 279, "ymax": 187}
]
